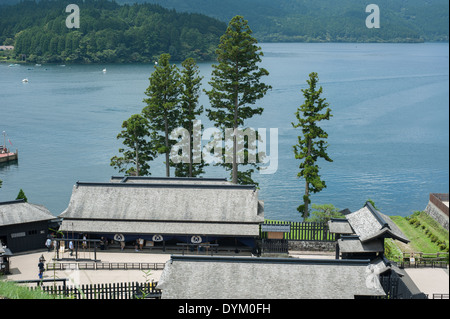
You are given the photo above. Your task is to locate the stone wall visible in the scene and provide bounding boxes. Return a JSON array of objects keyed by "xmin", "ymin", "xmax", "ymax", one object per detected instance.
[
  {"xmin": 424, "ymin": 201, "xmax": 449, "ymax": 231},
  {"xmin": 288, "ymin": 240, "xmax": 336, "ymax": 252}
]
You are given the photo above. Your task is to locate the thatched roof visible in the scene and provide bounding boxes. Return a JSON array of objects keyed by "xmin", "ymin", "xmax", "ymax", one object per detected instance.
[
  {"xmin": 0, "ymin": 200, "xmax": 55, "ymax": 226},
  {"xmin": 328, "ymin": 218, "xmax": 354, "ymax": 234},
  {"xmin": 110, "ymin": 176, "xmax": 231, "ymax": 185},
  {"xmin": 346, "ymin": 202, "xmax": 409, "ymax": 243},
  {"xmin": 59, "ymin": 178, "xmax": 264, "ymax": 237},
  {"xmin": 338, "ymin": 235, "xmax": 384, "ymax": 253},
  {"xmin": 156, "ymin": 255, "xmax": 387, "ymax": 299}
]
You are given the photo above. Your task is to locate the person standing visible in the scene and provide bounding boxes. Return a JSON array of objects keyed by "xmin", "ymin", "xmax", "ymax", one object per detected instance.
[
  {"xmin": 38, "ymin": 255, "xmax": 45, "ymax": 280},
  {"xmin": 69, "ymin": 240, "xmax": 74, "ymax": 256},
  {"xmin": 45, "ymin": 237, "xmax": 52, "ymax": 252}
]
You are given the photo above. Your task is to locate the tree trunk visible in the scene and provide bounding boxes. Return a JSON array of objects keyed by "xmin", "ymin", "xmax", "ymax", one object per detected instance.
[
  {"xmin": 164, "ymin": 109, "xmax": 170, "ymax": 177},
  {"xmin": 232, "ymin": 129, "xmax": 237, "ymax": 184},
  {"xmin": 135, "ymin": 140, "xmax": 140, "ymax": 176},
  {"xmin": 304, "ymin": 138, "xmax": 311, "ymax": 220},
  {"xmin": 232, "ymin": 80, "xmax": 239, "ymax": 184},
  {"xmin": 188, "ymin": 109, "xmax": 193, "ymax": 177}
]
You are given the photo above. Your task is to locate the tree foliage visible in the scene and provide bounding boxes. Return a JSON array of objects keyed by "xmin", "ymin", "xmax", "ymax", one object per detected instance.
[
  {"xmin": 205, "ymin": 15, "xmax": 271, "ymax": 184},
  {"xmin": 306, "ymin": 204, "xmax": 344, "ymax": 223},
  {"xmin": 0, "ymin": 0, "xmax": 226, "ymax": 63},
  {"xmin": 143, "ymin": 53, "xmax": 181, "ymax": 177},
  {"xmin": 292, "ymin": 72, "xmax": 332, "ymax": 220},
  {"xmin": 111, "ymin": 16, "xmax": 271, "ymax": 183},
  {"xmin": 174, "ymin": 57, "xmax": 206, "ymax": 177},
  {"xmin": 110, "ymin": 114, "xmax": 156, "ymax": 176},
  {"xmin": 16, "ymin": 188, "xmax": 28, "ymax": 202},
  {"xmin": 130, "ymin": 0, "xmax": 449, "ymax": 43}
]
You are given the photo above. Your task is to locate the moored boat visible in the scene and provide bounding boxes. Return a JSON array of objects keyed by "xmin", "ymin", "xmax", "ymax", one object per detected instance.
[{"xmin": 0, "ymin": 131, "xmax": 18, "ymax": 163}]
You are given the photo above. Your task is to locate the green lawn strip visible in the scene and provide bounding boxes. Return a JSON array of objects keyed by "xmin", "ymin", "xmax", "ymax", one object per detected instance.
[
  {"xmin": 416, "ymin": 211, "xmax": 449, "ymax": 242},
  {"xmin": 0, "ymin": 279, "xmax": 57, "ymax": 299},
  {"xmin": 391, "ymin": 216, "xmax": 436, "ymax": 252},
  {"xmin": 390, "ymin": 213, "xmax": 449, "ymax": 253}
]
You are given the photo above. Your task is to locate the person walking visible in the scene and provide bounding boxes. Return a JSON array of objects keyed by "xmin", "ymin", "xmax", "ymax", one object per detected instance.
[{"xmin": 38, "ymin": 255, "xmax": 45, "ymax": 280}]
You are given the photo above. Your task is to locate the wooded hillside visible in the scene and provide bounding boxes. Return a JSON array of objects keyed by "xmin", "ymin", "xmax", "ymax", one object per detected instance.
[
  {"xmin": 0, "ymin": 0, "xmax": 226, "ymax": 63},
  {"xmin": 129, "ymin": 0, "xmax": 449, "ymax": 42}
]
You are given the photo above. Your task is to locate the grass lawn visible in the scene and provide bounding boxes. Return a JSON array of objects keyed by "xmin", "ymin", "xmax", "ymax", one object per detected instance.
[
  {"xmin": 390, "ymin": 211, "xmax": 449, "ymax": 254},
  {"xmin": 0, "ymin": 279, "xmax": 57, "ymax": 299}
]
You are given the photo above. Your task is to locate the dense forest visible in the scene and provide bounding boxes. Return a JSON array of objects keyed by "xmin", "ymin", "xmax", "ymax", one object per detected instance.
[
  {"xmin": 0, "ymin": 0, "xmax": 226, "ymax": 63},
  {"xmin": 125, "ymin": 0, "xmax": 449, "ymax": 42},
  {"xmin": 1, "ymin": 0, "xmax": 448, "ymax": 64}
]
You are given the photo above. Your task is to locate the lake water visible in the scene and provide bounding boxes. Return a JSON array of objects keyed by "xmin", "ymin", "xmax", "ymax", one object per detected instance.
[{"xmin": 0, "ymin": 43, "xmax": 448, "ymax": 220}]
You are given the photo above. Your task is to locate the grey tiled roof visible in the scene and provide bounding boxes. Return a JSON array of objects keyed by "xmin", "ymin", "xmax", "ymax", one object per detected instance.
[
  {"xmin": 59, "ymin": 178, "xmax": 264, "ymax": 236},
  {"xmin": 157, "ymin": 255, "xmax": 387, "ymax": 299},
  {"xmin": 328, "ymin": 218, "xmax": 354, "ymax": 234},
  {"xmin": 0, "ymin": 200, "xmax": 55, "ymax": 226},
  {"xmin": 338, "ymin": 235, "xmax": 384, "ymax": 253},
  {"xmin": 346, "ymin": 202, "xmax": 409, "ymax": 243}
]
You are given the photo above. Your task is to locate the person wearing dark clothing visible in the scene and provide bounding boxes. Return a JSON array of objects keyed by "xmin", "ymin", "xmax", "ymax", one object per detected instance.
[{"xmin": 38, "ymin": 255, "xmax": 45, "ymax": 280}]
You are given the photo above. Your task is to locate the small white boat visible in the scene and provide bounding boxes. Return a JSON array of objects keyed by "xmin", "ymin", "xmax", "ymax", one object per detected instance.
[
  {"xmin": 102, "ymin": 68, "xmax": 107, "ymax": 73},
  {"xmin": 22, "ymin": 78, "xmax": 28, "ymax": 83}
]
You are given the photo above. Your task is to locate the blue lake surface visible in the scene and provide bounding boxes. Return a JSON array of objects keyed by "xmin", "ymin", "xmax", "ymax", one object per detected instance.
[{"xmin": 0, "ymin": 43, "xmax": 448, "ymax": 220}]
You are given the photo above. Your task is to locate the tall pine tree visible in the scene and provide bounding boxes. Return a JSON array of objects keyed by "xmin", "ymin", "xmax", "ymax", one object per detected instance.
[
  {"xmin": 205, "ymin": 15, "xmax": 271, "ymax": 184},
  {"xmin": 174, "ymin": 57, "xmax": 206, "ymax": 177},
  {"xmin": 292, "ymin": 72, "xmax": 332, "ymax": 220},
  {"xmin": 143, "ymin": 53, "xmax": 181, "ymax": 177}
]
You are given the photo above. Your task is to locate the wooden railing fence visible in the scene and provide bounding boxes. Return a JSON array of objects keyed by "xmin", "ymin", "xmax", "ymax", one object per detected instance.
[
  {"xmin": 46, "ymin": 262, "xmax": 165, "ymax": 271},
  {"xmin": 397, "ymin": 252, "xmax": 449, "ymax": 268}
]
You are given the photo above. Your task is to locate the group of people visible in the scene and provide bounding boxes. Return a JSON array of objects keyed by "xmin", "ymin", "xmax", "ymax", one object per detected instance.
[
  {"xmin": 44, "ymin": 234, "xmax": 149, "ymax": 255},
  {"xmin": 44, "ymin": 237, "xmax": 76, "ymax": 256}
]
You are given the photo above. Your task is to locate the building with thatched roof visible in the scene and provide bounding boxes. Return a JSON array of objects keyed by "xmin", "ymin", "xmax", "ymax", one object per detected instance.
[
  {"xmin": 58, "ymin": 177, "xmax": 264, "ymax": 250},
  {"xmin": 328, "ymin": 202, "xmax": 409, "ymax": 260},
  {"xmin": 0, "ymin": 199, "xmax": 57, "ymax": 253},
  {"xmin": 156, "ymin": 255, "xmax": 388, "ymax": 299},
  {"xmin": 326, "ymin": 203, "xmax": 427, "ymax": 299}
]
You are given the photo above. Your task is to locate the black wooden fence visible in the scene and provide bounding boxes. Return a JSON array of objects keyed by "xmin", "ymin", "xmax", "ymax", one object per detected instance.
[
  {"xmin": 29, "ymin": 281, "xmax": 161, "ymax": 299},
  {"xmin": 260, "ymin": 221, "xmax": 336, "ymax": 242}
]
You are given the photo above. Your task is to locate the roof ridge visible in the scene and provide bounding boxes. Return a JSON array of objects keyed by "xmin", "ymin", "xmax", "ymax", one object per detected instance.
[
  {"xmin": 170, "ymin": 255, "xmax": 371, "ymax": 266},
  {"xmin": 111, "ymin": 176, "xmax": 228, "ymax": 182},
  {"xmin": 365, "ymin": 202, "xmax": 390, "ymax": 229},
  {"xmin": 76, "ymin": 181, "xmax": 256, "ymax": 190},
  {"xmin": 0, "ymin": 199, "xmax": 25, "ymax": 206}
]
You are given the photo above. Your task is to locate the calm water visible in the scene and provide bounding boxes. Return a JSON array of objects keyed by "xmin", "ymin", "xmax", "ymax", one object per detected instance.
[{"xmin": 0, "ymin": 43, "xmax": 448, "ymax": 220}]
